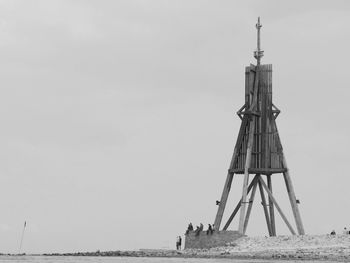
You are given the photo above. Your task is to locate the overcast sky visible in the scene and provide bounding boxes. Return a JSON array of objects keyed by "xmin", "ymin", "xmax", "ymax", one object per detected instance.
[{"xmin": 0, "ymin": 0, "xmax": 350, "ymax": 254}]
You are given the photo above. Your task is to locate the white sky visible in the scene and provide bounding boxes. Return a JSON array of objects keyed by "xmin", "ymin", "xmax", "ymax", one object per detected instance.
[{"xmin": 0, "ymin": 0, "xmax": 350, "ymax": 254}]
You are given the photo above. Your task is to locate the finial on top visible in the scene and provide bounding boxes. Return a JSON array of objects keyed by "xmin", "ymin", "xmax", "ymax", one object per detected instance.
[{"xmin": 254, "ymin": 17, "xmax": 264, "ymax": 65}]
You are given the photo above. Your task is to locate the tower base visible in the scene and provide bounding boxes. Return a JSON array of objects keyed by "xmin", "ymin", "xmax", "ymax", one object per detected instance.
[{"xmin": 184, "ymin": 231, "xmax": 244, "ymax": 249}]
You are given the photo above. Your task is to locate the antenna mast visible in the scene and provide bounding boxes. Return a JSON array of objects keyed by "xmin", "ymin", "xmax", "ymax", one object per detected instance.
[
  {"xmin": 254, "ymin": 17, "xmax": 264, "ymax": 65},
  {"xmin": 18, "ymin": 221, "xmax": 26, "ymax": 254}
]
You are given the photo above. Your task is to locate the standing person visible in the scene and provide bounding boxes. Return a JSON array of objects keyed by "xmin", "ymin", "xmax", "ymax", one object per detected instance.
[
  {"xmin": 185, "ymin": 223, "xmax": 194, "ymax": 235},
  {"xmin": 199, "ymin": 223, "xmax": 203, "ymax": 231},
  {"xmin": 194, "ymin": 226, "xmax": 200, "ymax": 236},
  {"xmin": 178, "ymin": 236, "xmax": 182, "ymax": 250},
  {"xmin": 176, "ymin": 236, "xmax": 181, "ymax": 250},
  {"xmin": 206, "ymin": 224, "xmax": 213, "ymax": 235},
  {"xmin": 343, "ymin": 227, "xmax": 348, "ymax": 235}
]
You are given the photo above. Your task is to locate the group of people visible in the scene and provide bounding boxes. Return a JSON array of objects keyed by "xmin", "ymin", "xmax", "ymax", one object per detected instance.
[
  {"xmin": 330, "ymin": 227, "xmax": 350, "ymax": 235},
  {"xmin": 185, "ymin": 222, "xmax": 215, "ymax": 236},
  {"xmin": 176, "ymin": 222, "xmax": 215, "ymax": 250}
]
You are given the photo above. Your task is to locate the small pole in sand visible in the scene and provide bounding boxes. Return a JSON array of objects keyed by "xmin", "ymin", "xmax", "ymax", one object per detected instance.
[{"xmin": 18, "ymin": 221, "xmax": 27, "ymax": 254}]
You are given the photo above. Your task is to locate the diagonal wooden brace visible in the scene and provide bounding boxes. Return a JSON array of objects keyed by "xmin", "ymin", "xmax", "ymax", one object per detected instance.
[
  {"xmin": 258, "ymin": 175, "xmax": 296, "ymax": 235},
  {"xmin": 258, "ymin": 179, "xmax": 273, "ymax": 236},
  {"xmin": 223, "ymin": 175, "xmax": 258, "ymax": 230}
]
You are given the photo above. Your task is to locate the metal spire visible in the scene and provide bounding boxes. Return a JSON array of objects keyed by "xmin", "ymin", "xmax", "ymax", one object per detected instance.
[{"xmin": 254, "ymin": 17, "xmax": 264, "ymax": 65}]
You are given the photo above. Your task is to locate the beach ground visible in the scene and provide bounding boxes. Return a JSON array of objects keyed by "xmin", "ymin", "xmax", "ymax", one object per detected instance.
[
  {"xmin": 38, "ymin": 234, "xmax": 350, "ymax": 262},
  {"xmin": 182, "ymin": 234, "xmax": 350, "ymax": 261}
]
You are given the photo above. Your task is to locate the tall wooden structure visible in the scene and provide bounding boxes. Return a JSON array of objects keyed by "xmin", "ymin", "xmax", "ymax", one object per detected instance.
[{"xmin": 213, "ymin": 18, "xmax": 305, "ymax": 236}]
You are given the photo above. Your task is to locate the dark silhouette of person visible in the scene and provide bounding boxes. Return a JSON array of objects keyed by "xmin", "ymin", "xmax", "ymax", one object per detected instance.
[
  {"xmin": 185, "ymin": 222, "xmax": 194, "ymax": 235},
  {"xmin": 343, "ymin": 227, "xmax": 348, "ymax": 235},
  {"xmin": 199, "ymin": 223, "xmax": 203, "ymax": 231},
  {"xmin": 176, "ymin": 236, "xmax": 182, "ymax": 250},
  {"xmin": 194, "ymin": 226, "xmax": 200, "ymax": 236},
  {"xmin": 206, "ymin": 224, "xmax": 213, "ymax": 235}
]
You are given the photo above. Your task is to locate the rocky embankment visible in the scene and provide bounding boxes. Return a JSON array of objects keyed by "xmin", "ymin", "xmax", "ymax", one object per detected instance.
[
  {"xmin": 43, "ymin": 249, "xmax": 183, "ymax": 257},
  {"xmin": 42, "ymin": 234, "xmax": 350, "ymax": 261}
]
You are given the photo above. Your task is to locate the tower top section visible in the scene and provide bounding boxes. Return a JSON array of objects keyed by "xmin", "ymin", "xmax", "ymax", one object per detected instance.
[{"xmin": 254, "ymin": 17, "xmax": 264, "ymax": 65}]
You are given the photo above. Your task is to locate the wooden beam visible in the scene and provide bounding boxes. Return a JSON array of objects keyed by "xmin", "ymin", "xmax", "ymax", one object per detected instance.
[
  {"xmin": 271, "ymin": 119, "xmax": 305, "ymax": 235},
  {"xmin": 230, "ymin": 115, "xmax": 249, "ymax": 170},
  {"xmin": 229, "ymin": 168, "xmax": 287, "ymax": 174},
  {"xmin": 260, "ymin": 65, "xmax": 267, "ymax": 169},
  {"xmin": 243, "ymin": 176, "xmax": 258, "ymax": 234},
  {"xmin": 238, "ymin": 68, "xmax": 260, "ymax": 234},
  {"xmin": 238, "ymin": 120, "xmax": 255, "ymax": 234},
  {"xmin": 282, "ymin": 157, "xmax": 305, "ymax": 235},
  {"xmin": 213, "ymin": 173, "xmax": 234, "ymax": 230},
  {"xmin": 222, "ymin": 176, "xmax": 257, "ymax": 230},
  {"xmin": 267, "ymin": 175, "xmax": 276, "ymax": 236},
  {"xmin": 258, "ymin": 179, "xmax": 272, "ymax": 236},
  {"xmin": 214, "ymin": 114, "xmax": 250, "ymax": 230},
  {"xmin": 258, "ymin": 175, "xmax": 296, "ymax": 235},
  {"xmin": 222, "ymin": 200, "xmax": 241, "ymax": 231}
]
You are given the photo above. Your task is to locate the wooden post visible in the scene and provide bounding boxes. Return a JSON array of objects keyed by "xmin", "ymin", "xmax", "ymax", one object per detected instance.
[
  {"xmin": 243, "ymin": 176, "xmax": 258, "ymax": 234},
  {"xmin": 238, "ymin": 66, "xmax": 260, "ymax": 234},
  {"xmin": 238, "ymin": 119, "xmax": 255, "ymax": 234},
  {"xmin": 272, "ymin": 118, "xmax": 305, "ymax": 236},
  {"xmin": 258, "ymin": 179, "xmax": 272, "ymax": 236},
  {"xmin": 213, "ymin": 173, "xmax": 234, "ymax": 230},
  {"xmin": 223, "ymin": 176, "xmax": 257, "ymax": 230},
  {"xmin": 258, "ymin": 175, "xmax": 296, "ymax": 235},
  {"xmin": 282, "ymin": 157, "xmax": 305, "ymax": 235},
  {"xmin": 214, "ymin": 115, "xmax": 249, "ymax": 230},
  {"xmin": 267, "ymin": 175, "xmax": 276, "ymax": 236}
]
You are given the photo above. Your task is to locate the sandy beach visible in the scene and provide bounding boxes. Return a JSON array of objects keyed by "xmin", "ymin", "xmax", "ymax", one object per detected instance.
[
  {"xmin": 39, "ymin": 234, "xmax": 350, "ymax": 262},
  {"xmin": 182, "ymin": 234, "xmax": 350, "ymax": 261}
]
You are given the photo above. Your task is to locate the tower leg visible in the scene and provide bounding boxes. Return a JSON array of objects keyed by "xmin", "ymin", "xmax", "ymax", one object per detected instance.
[
  {"xmin": 272, "ymin": 119, "xmax": 305, "ymax": 235},
  {"xmin": 238, "ymin": 119, "xmax": 255, "ymax": 234},
  {"xmin": 213, "ymin": 173, "xmax": 234, "ymax": 230},
  {"xmin": 282, "ymin": 158, "xmax": 305, "ymax": 235},
  {"xmin": 214, "ymin": 115, "xmax": 250, "ymax": 231},
  {"xmin": 243, "ymin": 175, "xmax": 258, "ymax": 234},
  {"xmin": 258, "ymin": 179, "xmax": 272, "ymax": 236},
  {"xmin": 267, "ymin": 175, "xmax": 276, "ymax": 236},
  {"xmin": 238, "ymin": 171, "xmax": 250, "ymax": 234}
]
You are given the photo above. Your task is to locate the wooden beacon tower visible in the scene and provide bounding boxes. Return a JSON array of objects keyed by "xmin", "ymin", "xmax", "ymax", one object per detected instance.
[{"xmin": 213, "ymin": 18, "xmax": 305, "ymax": 236}]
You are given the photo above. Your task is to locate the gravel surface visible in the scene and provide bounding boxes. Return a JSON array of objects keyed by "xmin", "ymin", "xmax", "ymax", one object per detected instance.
[{"xmin": 183, "ymin": 234, "xmax": 350, "ymax": 261}]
